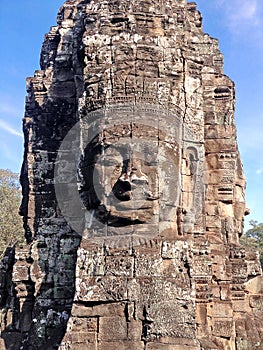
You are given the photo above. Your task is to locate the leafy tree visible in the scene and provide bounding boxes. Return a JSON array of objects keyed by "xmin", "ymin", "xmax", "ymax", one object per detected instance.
[
  {"xmin": 0, "ymin": 169, "xmax": 24, "ymax": 257},
  {"xmin": 241, "ymin": 220, "xmax": 263, "ymax": 267}
]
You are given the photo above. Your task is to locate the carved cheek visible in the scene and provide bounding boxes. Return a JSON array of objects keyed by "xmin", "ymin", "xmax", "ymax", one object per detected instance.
[{"xmin": 111, "ymin": 164, "xmax": 122, "ymax": 188}]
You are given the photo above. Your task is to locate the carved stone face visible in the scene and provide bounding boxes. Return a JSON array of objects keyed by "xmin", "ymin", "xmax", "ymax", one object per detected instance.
[
  {"xmin": 55, "ymin": 105, "xmax": 203, "ymax": 240},
  {"xmin": 96, "ymin": 140, "xmax": 159, "ymax": 225},
  {"xmin": 55, "ymin": 104, "xmax": 204, "ymax": 244},
  {"xmin": 79, "ymin": 123, "xmax": 180, "ymax": 235}
]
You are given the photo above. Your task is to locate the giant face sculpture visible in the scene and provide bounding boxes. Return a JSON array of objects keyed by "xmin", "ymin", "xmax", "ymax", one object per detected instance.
[
  {"xmin": 79, "ymin": 123, "xmax": 180, "ymax": 231},
  {"xmin": 55, "ymin": 104, "xmax": 203, "ymax": 245}
]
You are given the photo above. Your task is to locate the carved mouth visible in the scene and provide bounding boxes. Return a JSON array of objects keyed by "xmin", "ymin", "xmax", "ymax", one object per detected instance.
[
  {"xmin": 92, "ymin": 205, "xmax": 146, "ymax": 227},
  {"xmin": 112, "ymin": 179, "xmax": 159, "ymax": 203}
]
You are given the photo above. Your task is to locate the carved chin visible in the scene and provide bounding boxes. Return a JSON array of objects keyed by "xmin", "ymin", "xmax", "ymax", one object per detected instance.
[
  {"xmin": 93, "ymin": 205, "xmax": 145, "ymax": 227},
  {"xmin": 107, "ymin": 216, "xmax": 145, "ymax": 227}
]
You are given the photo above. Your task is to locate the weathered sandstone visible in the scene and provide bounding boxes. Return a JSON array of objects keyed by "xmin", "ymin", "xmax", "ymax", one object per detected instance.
[{"xmin": 0, "ymin": 1, "xmax": 262, "ymax": 349}]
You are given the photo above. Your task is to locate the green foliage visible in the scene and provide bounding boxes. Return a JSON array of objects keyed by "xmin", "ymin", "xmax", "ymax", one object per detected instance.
[
  {"xmin": 0, "ymin": 169, "xmax": 25, "ymax": 257},
  {"xmin": 241, "ymin": 220, "xmax": 263, "ymax": 267}
]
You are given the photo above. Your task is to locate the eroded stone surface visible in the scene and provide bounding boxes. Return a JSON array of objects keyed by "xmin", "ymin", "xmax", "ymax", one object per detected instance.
[{"xmin": 0, "ymin": 0, "xmax": 263, "ymax": 349}]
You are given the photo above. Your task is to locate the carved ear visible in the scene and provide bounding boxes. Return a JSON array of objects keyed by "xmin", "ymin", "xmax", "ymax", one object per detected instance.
[
  {"xmin": 181, "ymin": 146, "xmax": 201, "ymax": 234},
  {"xmin": 185, "ymin": 147, "xmax": 198, "ymax": 177}
]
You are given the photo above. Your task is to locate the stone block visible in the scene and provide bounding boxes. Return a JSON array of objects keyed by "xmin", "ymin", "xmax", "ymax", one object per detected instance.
[
  {"xmin": 147, "ymin": 339, "xmax": 200, "ymax": 350},
  {"xmin": 212, "ymin": 320, "xmax": 233, "ymax": 338},
  {"xmin": 205, "ymin": 125, "xmax": 235, "ymax": 140},
  {"xmin": 249, "ymin": 295, "xmax": 263, "ymax": 311},
  {"xmin": 205, "ymin": 139, "xmax": 237, "ymax": 154},
  {"xmin": 70, "ymin": 317, "xmax": 98, "ymax": 333},
  {"xmin": 220, "ymin": 284, "xmax": 231, "ymax": 301},
  {"xmin": 232, "ymin": 300, "xmax": 247, "ymax": 313},
  {"xmin": 72, "ymin": 302, "xmax": 125, "ymax": 319},
  {"xmin": 196, "ymin": 304, "xmax": 207, "ymax": 325},
  {"xmin": 105, "ymin": 255, "xmax": 134, "ymax": 277},
  {"xmin": 71, "ymin": 343, "xmax": 96, "ymax": 350},
  {"xmin": 128, "ymin": 320, "xmax": 142, "ymax": 341},
  {"xmin": 12, "ymin": 264, "xmax": 29, "ymax": 282},
  {"xmin": 75, "ymin": 276, "xmax": 128, "ymax": 302},
  {"xmin": 207, "ymin": 301, "xmax": 233, "ymax": 318},
  {"xmin": 98, "ymin": 341, "xmax": 144, "ymax": 350},
  {"xmin": 99, "ymin": 316, "xmax": 128, "ymax": 341}
]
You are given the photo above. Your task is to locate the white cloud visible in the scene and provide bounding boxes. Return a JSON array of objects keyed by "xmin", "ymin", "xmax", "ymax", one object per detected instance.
[
  {"xmin": 0, "ymin": 119, "xmax": 23, "ymax": 137},
  {"xmin": 218, "ymin": 0, "xmax": 262, "ymax": 29},
  {"xmin": 233, "ymin": 1, "xmax": 258, "ymax": 21},
  {"xmin": 256, "ymin": 168, "xmax": 263, "ymax": 175}
]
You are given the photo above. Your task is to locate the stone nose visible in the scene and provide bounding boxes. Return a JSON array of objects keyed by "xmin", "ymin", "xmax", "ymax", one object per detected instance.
[
  {"xmin": 119, "ymin": 159, "xmax": 148, "ymax": 185},
  {"xmin": 111, "ymin": 159, "xmax": 149, "ymax": 201}
]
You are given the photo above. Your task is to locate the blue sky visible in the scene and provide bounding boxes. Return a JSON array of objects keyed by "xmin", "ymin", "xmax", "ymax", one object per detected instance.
[{"xmin": 0, "ymin": 0, "xmax": 262, "ymax": 230}]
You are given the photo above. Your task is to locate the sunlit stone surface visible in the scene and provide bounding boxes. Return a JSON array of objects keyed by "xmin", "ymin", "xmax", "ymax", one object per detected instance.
[{"xmin": 0, "ymin": 1, "xmax": 262, "ymax": 349}]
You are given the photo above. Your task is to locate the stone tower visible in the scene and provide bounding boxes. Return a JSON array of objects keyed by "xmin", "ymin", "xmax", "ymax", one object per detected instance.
[{"xmin": 0, "ymin": 0, "xmax": 263, "ymax": 349}]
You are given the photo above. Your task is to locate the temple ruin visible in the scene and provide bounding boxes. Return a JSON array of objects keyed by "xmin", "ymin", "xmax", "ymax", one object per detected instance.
[{"xmin": 0, "ymin": 0, "xmax": 263, "ymax": 349}]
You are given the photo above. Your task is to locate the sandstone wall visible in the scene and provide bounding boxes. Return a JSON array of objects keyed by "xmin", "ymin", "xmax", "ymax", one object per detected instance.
[{"xmin": 0, "ymin": 1, "xmax": 263, "ymax": 349}]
